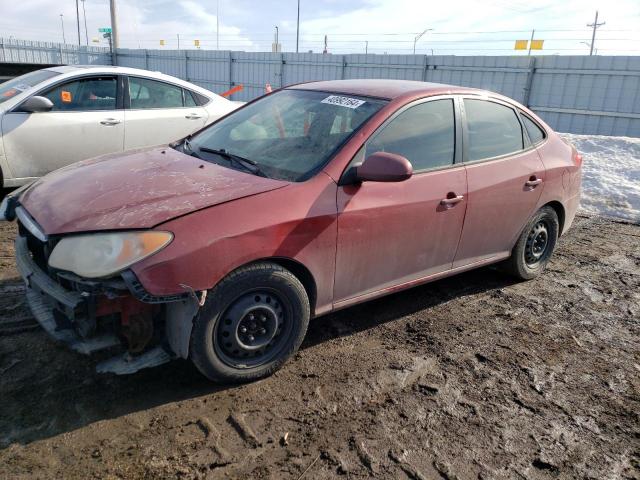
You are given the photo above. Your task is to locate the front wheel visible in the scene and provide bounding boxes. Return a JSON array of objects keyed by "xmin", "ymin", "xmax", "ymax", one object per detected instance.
[
  {"xmin": 190, "ymin": 262, "xmax": 310, "ymax": 383},
  {"xmin": 502, "ymin": 206, "xmax": 559, "ymax": 280}
]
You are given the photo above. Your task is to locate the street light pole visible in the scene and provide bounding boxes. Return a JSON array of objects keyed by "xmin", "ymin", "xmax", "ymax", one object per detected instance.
[
  {"xmin": 296, "ymin": 0, "xmax": 300, "ymax": 53},
  {"xmin": 60, "ymin": 14, "xmax": 66, "ymax": 44},
  {"xmin": 413, "ymin": 28, "xmax": 433, "ymax": 55},
  {"xmin": 216, "ymin": 0, "xmax": 220, "ymax": 50},
  {"xmin": 81, "ymin": 0, "xmax": 89, "ymax": 46},
  {"xmin": 75, "ymin": 0, "xmax": 81, "ymax": 45}
]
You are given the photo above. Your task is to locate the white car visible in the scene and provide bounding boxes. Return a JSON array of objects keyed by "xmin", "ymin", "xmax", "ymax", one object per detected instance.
[{"xmin": 0, "ymin": 66, "xmax": 241, "ymax": 187}]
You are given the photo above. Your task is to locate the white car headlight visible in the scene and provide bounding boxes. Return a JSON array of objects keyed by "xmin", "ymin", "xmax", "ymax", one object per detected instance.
[{"xmin": 48, "ymin": 231, "xmax": 173, "ymax": 279}]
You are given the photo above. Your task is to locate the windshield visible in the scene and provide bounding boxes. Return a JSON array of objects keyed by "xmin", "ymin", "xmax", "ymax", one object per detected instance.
[
  {"xmin": 187, "ymin": 89, "xmax": 387, "ymax": 181},
  {"xmin": 0, "ymin": 69, "xmax": 61, "ymax": 105}
]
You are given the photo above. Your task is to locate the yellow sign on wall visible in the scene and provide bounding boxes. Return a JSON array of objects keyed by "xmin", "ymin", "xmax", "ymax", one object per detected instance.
[
  {"xmin": 530, "ymin": 39, "xmax": 544, "ymax": 50},
  {"xmin": 159, "ymin": 39, "xmax": 165, "ymax": 46},
  {"xmin": 194, "ymin": 39, "xmax": 200, "ymax": 47},
  {"xmin": 514, "ymin": 40, "xmax": 528, "ymax": 50}
]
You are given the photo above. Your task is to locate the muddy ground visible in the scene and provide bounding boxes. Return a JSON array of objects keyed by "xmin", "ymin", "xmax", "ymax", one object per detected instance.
[{"xmin": 0, "ymin": 215, "xmax": 638, "ymax": 480}]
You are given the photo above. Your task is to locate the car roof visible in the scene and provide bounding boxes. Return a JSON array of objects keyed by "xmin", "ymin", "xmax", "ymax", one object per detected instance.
[
  {"xmin": 288, "ymin": 79, "xmax": 484, "ymax": 100},
  {"xmin": 43, "ymin": 65, "xmax": 221, "ymax": 99}
]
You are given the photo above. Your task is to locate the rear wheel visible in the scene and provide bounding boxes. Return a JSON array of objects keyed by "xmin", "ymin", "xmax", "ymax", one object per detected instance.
[
  {"xmin": 190, "ymin": 262, "xmax": 310, "ymax": 383},
  {"xmin": 502, "ymin": 206, "xmax": 559, "ymax": 280}
]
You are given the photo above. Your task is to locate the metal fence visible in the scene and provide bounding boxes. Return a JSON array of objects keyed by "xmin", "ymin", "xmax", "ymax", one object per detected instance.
[{"xmin": 1, "ymin": 38, "xmax": 639, "ymax": 137}]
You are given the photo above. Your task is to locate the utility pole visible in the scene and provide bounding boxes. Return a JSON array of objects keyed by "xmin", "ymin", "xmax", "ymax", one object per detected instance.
[
  {"xmin": 587, "ymin": 10, "xmax": 605, "ymax": 56},
  {"xmin": 216, "ymin": 0, "xmax": 220, "ymax": 50},
  {"xmin": 177, "ymin": 34, "xmax": 180, "ymax": 50},
  {"xmin": 109, "ymin": 0, "xmax": 119, "ymax": 49},
  {"xmin": 527, "ymin": 29, "xmax": 535, "ymax": 56},
  {"xmin": 60, "ymin": 14, "xmax": 66, "ymax": 44},
  {"xmin": 75, "ymin": 0, "xmax": 81, "ymax": 45},
  {"xmin": 296, "ymin": 0, "xmax": 300, "ymax": 53},
  {"xmin": 365, "ymin": 40, "xmax": 368, "ymax": 54},
  {"xmin": 81, "ymin": 0, "xmax": 89, "ymax": 45},
  {"xmin": 413, "ymin": 28, "xmax": 433, "ymax": 55},
  {"xmin": 323, "ymin": 34, "xmax": 327, "ymax": 54}
]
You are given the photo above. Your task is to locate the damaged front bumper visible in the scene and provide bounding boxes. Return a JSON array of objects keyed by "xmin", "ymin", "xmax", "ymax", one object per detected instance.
[{"xmin": 14, "ymin": 233, "xmax": 200, "ymax": 375}]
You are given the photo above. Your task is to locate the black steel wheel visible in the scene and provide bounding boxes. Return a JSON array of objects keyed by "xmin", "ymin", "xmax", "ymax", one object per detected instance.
[
  {"xmin": 190, "ymin": 262, "xmax": 310, "ymax": 383},
  {"xmin": 524, "ymin": 220, "xmax": 550, "ymax": 266},
  {"xmin": 214, "ymin": 289, "xmax": 293, "ymax": 369},
  {"xmin": 502, "ymin": 206, "xmax": 559, "ymax": 280}
]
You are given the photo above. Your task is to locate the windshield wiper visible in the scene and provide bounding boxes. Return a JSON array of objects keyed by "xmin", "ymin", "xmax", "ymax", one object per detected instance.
[{"xmin": 197, "ymin": 147, "xmax": 268, "ymax": 177}]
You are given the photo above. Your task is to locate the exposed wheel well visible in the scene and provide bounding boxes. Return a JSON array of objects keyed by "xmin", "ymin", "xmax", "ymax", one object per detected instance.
[
  {"xmin": 245, "ymin": 257, "xmax": 318, "ymax": 316},
  {"xmin": 543, "ymin": 201, "xmax": 566, "ymax": 235}
]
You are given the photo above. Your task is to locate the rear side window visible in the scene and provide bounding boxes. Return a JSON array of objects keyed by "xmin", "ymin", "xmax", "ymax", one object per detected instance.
[
  {"xmin": 128, "ymin": 77, "xmax": 184, "ymax": 109},
  {"xmin": 42, "ymin": 76, "xmax": 117, "ymax": 111},
  {"xmin": 521, "ymin": 113, "xmax": 546, "ymax": 144},
  {"xmin": 190, "ymin": 91, "xmax": 210, "ymax": 106},
  {"xmin": 184, "ymin": 89, "xmax": 197, "ymax": 107},
  {"xmin": 365, "ymin": 99, "xmax": 455, "ymax": 171},
  {"xmin": 464, "ymin": 99, "xmax": 523, "ymax": 161}
]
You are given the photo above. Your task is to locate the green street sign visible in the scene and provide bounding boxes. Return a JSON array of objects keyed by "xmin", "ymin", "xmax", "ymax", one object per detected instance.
[{"xmin": 98, "ymin": 27, "xmax": 112, "ymax": 33}]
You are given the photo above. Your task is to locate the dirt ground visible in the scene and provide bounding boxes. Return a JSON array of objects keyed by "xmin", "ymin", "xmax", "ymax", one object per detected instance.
[{"xmin": 0, "ymin": 215, "xmax": 638, "ymax": 480}]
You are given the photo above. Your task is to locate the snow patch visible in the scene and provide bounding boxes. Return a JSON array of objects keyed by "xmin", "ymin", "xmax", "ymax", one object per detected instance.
[{"xmin": 560, "ymin": 133, "xmax": 640, "ymax": 223}]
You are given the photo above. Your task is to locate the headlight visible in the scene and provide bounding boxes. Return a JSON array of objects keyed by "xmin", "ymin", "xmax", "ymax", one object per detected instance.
[{"xmin": 48, "ymin": 231, "xmax": 173, "ymax": 278}]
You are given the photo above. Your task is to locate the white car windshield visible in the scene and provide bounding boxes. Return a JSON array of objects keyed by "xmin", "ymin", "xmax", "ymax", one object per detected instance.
[
  {"xmin": 0, "ymin": 69, "xmax": 61, "ymax": 104},
  {"xmin": 187, "ymin": 89, "xmax": 387, "ymax": 182}
]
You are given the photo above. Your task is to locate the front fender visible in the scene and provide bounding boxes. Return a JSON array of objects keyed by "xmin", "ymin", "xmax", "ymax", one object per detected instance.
[{"xmin": 131, "ymin": 173, "xmax": 339, "ymax": 316}]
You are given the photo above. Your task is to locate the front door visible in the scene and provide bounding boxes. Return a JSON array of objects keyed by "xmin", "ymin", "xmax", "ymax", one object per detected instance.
[
  {"xmin": 2, "ymin": 75, "xmax": 124, "ymax": 178},
  {"xmin": 334, "ymin": 97, "xmax": 467, "ymax": 304},
  {"xmin": 453, "ymin": 97, "xmax": 545, "ymax": 267}
]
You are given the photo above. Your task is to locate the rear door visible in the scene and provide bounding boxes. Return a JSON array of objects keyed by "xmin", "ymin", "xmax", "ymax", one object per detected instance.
[
  {"xmin": 2, "ymin": 75, "xmax": 124, "ymax": 177},
  {"xmin": 453, "ymin": 97, "xmax": 545, "ymax": 267},
  {"xmin": 334, "ymin": 97, "xmax": 467, "ymax": 304},
  {"xmin": 123, "ymin": 76, "xmax": 208, "ymax": 149}
]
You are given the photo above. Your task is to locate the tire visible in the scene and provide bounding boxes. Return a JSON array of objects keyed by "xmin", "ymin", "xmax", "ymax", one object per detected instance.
[
  {"xmin": 190, "ymin": 262, "xmax": 310, "ymax": 383},
  {"xmin": 502, "ymin": 206, "xmax": 559, "ymax": 280}
]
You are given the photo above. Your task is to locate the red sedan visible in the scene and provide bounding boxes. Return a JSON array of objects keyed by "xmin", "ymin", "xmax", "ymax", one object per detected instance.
[{"xmin": 2, "ymin": 79, "xmax": 581, "ymax": 382}]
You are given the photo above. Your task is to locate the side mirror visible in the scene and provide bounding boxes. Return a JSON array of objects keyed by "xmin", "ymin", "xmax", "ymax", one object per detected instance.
[
  {"xmin": 19, "ymin": 96, "xmax": 54, "ymax": 113},
  {"xmin": 356, "ymin": 151, "xmax": 413, "ymax": 183}
]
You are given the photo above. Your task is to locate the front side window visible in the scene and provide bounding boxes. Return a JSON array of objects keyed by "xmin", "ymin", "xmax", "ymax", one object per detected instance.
[
  {"xmin": 0, "ymin": 69, "xmax": 61, "ymax": 105},
  {"xmin": 521, "ymin": 113, "xmax": 546, "ymax": 145},
  {"xmin": 464, "ymin": 99, "xmax": 524, "ymax": 161},
  {"xmin": 187, "ymin": 89, "xmax": 386, "ymax": 181},
  {"xmin": 42, "ymin": 76, "xmax": 117, "ymax": 111},
  {"xmin": 365, "ymin": 99, "xmax": 455, "ymax": 171},
  {"xmin": 128, "ymin": 77, "xmax": 184, "ymax": 109}
]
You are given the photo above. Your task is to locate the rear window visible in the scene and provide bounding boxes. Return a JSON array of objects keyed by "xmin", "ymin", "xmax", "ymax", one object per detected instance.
[
  {"xmin": 0, "ymin": 70, "xmax": 61, "ymax": 104},
  {"xmin": 464, "ymin": 99, "xmax": 524, "ymax": 161}
]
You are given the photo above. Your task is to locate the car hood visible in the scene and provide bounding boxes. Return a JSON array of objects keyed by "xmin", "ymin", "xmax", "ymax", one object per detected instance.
[{"xmin": 19, "ymin": 147, "xmax": 289, "ymax": 234}]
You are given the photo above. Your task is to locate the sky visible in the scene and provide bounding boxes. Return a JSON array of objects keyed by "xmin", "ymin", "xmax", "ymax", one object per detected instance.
[{"xmin": 1, "ymin": 0, "xmax": 639, "ymax": 55}]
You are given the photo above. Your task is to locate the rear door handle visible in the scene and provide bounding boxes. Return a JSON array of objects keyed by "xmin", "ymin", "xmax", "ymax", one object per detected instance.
[
  {"xmin": 100, "ymin": 118, "xmax": 121, "ymax": 126},
  {"xmin": 185, "ymin": 113, "xmax": 202, "ymax": 119},
  {"xmin": 525, "ymin": 177, "xmax": 543, "ymax": 187},
  {"xmin": 440, "ymin": 194, "xmax": 464, "ymax": 206}
]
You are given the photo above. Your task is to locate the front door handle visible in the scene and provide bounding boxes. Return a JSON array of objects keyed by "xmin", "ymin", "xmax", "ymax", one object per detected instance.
[
  {"xmin": 525, "ymin": 176, "xmax": 543, "ymax": 188},
  {"xmin": 441, "ymin": 194, "xmax": 464, "ymax": 207},
  {"xmin": 100, "ymin": 118, "xmax": 121, "ymax": 126},
  {"xmin": 185, "ymin": 113, "xmax": 202, "ymax": 119}
]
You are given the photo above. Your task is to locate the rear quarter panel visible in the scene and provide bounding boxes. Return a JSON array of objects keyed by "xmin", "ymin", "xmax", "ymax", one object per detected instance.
[
  {"xmin": 534, "ymin": 131, "xmax": 581, "ymax": 234},
  {"xmin": 131, "ymin": 172, "xmax": 338, "ymax": 316}
]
